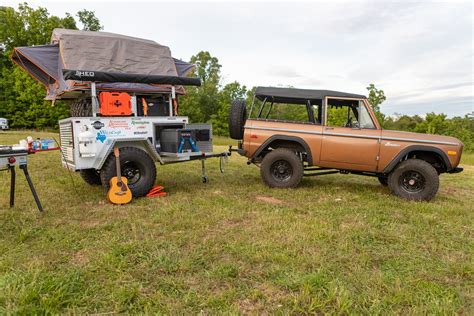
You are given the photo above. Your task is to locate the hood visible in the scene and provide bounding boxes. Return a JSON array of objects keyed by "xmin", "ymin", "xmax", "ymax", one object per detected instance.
[{"xmin": 382, "ymin": 130, "xmax": 462, "ymax": 146}]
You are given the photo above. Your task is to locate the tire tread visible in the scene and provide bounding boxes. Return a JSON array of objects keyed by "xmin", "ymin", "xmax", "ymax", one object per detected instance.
[
  {"xmin": 260, "ymin": 148, "xmax": 303, "ymax": 188},
  {"xmin": 388, "ymin": 159, "xmax": 439, "ymax": 201},
  {"xmin": 100, "ymin": 147, "xmax": 156, "ymax": 197}
]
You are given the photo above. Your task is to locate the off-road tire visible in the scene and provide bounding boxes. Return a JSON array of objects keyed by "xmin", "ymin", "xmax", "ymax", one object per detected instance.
[
  {"xmin": 388, "ymin": 159, "xmax": 439, "ymax": 201},
  {"xmin": 79, "ymin": 169, "xmax": 102, "ymax": 185},
  {"xmin": 260, "ymin": 148, "xmax": 303, "ymax": 188},
  {"xmin": 228, "ymin": 99, "xmax": 247, "ymax": 140},
  {"xmin": 100, "ymin": 147, "xmax": 156, "ymax": 197},
  {"xmin": 378, "ymin": 176, "xmax": 388, "ymax": 186},
  {"xmin": 70, "ymin": 98, "xmax": 92, "ymax": 117}
]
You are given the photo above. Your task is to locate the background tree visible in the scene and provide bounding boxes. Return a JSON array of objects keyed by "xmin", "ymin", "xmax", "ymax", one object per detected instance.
[
  {"xmin": 179, "ymin": 51, "xmax": 222, "ymax": 123},
  {"xmin": 0, "ymin": 3, "xmax": 102, "ymax": 128},
  {"xmin": 210, "ymin": 81, "xmax": 247, "ymax": 135},
  {"xmin": 383, "ymin": 113, "xmax": 423, "ymax": 131},
  {"xmin": 366, "ymin": 83, "xmax": 386, "ymax": 125},
  {"xmin": 77, "ymin": 9, "xmax": 102, "ymax": 31}
]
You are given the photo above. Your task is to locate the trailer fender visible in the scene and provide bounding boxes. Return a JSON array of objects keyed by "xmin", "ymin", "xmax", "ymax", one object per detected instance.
[{"xmin": 94, "ymin": 138, "xmax": 162, "ymax": 170}]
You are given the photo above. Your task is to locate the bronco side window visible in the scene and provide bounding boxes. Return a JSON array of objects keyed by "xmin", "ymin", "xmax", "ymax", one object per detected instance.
[{"xmin": 326, "ymin": 99, "xmax": 375, "ymax": 129}]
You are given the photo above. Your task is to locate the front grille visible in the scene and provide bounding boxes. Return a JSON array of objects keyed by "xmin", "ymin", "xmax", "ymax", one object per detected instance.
[{"xmin": 59, "ymin": 121, "xmax": 74, "ymax": 165}]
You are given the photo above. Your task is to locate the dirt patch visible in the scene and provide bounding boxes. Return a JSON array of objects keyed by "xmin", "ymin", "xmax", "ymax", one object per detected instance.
[
  {"xmin": 440, "ymin": 186, "xmax": 473, "ymax": 198},
  {"xmin": 339, "ymin": 219, "xmax": 367, "ymax": 231},
  {"xmin": 80, "ymin": 219, "xmax": 103, "ymax": 228},
  {"xmin": 71, "ymin": 248, "xmax": 89, "ymax": 266},
  {"xmin": 255, "ymin": 196, "xmax": 283, "ymax": 205},
  {"xmin": 238, "ymin": 298, "xmax": 264, "ymax": 314}
]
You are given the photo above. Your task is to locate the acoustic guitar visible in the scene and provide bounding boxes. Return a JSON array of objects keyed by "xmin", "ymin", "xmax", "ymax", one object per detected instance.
[{"xmin": 107, "ymin": 147, "xmax": 132, "ymax": 205}]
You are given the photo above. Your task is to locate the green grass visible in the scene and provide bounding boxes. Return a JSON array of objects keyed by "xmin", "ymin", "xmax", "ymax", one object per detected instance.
[{"xmin": 1, "ymin": 130, "xmax": 473, "ymax": 314}]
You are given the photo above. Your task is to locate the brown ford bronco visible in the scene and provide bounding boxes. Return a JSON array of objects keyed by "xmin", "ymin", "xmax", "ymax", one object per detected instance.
[{"xmin": 228, "ymin": 87, "xmax": 464, "ymax": 201}]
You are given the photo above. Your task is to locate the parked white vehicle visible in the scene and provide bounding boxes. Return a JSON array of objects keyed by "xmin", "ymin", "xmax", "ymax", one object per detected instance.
[{"xmin": 0, "ymin": 118, "xmax": 9, "ymax": 130}]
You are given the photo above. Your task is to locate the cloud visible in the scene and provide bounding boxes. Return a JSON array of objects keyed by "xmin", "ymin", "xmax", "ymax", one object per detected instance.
[
  {"xmin": 265, "ymin": 65, "xmax": 303, "ymax": 78},
  {"xmin": 382, "ymin": 95, "xmax": 473, "ymax": 117}
]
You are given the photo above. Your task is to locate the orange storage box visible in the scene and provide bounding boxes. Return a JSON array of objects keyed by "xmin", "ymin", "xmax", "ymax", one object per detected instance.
[{"xmin": 99, "ymin": 92, "xmax": 133, "ymax": 116}]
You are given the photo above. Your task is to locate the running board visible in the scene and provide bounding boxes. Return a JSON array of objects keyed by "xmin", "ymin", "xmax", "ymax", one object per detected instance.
[
  {"xmin": 304, "ymin": 168, "xmax": 381, "ymax": 178},
  {"xmin": 304, "ymin": 170, "xmax": 339, "ymax": 177}
]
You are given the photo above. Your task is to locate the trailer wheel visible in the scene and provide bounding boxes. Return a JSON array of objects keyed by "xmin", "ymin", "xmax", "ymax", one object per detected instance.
[
  {"xmin": 70, "ymin": 98, "xmax": 92, "ymax": 117},
  {"xmin": 228, "ymin": 99, "xmax": 247, "ymax": 140},
  {"xmin": 100, "ymin": 147, "xmax": 156, "ymax": 197},
  {"xmin": 79, "ymin": 169, "xmax": 102, "ymax": 185}
]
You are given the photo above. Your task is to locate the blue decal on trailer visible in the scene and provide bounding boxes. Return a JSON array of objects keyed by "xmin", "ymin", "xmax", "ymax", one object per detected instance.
[{"xmin": 96, "ymin": 131, "xmax": 107, "ymax": 143}]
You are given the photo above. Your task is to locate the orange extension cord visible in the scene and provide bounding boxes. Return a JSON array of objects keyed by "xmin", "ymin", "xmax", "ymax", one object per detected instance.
[{"xmin": 146, "ymin": 185, "xmax": 167, "ymax": 198}]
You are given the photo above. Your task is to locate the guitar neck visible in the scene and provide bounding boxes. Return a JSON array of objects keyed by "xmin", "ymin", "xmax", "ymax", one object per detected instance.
[
  {"xmin": 116, "ymin": 156, "xmax": 121, "ymax": 177},
  {"xmin": 114, "ymin": 148, "xmax": 122, "ymax": 185}
]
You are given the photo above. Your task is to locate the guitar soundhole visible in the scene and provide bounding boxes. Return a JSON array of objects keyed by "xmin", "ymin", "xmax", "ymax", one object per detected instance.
[{"xmin": 122, "ymin": 161, "xmax": 141, "ymax": 185}]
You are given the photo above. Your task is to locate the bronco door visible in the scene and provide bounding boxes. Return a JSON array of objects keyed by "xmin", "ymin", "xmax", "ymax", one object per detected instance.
[
  {"xmin": 319, "ymin": 98, "xmax": 381, "ymax": 172},
  {"xmin": 244, "ymin": 98, "xmax": 323, "ymax": 165}
]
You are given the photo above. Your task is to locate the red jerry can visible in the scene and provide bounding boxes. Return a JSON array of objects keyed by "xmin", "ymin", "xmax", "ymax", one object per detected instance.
[{"xmin": 99, "ymin": 92, "xmax": 133, "ymax": 116}]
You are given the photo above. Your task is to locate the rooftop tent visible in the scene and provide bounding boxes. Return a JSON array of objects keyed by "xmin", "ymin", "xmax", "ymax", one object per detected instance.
[
  {"xmin": 12, "ymin": 29, "xmax": 197, "ymax": 100},
  {"xmin": 11, "ymin": 44, "xmax": 59, "ymax": 85},
  {"xmin": 255, "ymin": 86, "xmax": 366, "ymax": 104}
]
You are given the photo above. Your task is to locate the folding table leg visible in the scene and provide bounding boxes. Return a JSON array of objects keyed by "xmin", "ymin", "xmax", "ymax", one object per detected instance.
[
  {"xmin": 9, "ymin": 165, "xmax": 15, "ymax": 208},
  {"xmin": 20, "ymin": 165, "xmax": 43, "ymax": 212}
]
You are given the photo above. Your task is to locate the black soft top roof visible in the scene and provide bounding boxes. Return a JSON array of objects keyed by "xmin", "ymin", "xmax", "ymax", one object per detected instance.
[{"xmin": 255, "ymin": 86, "xmax": 366, "ymax": 103}]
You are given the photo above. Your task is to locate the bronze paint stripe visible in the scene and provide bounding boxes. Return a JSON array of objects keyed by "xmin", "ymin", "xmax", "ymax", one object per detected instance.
[{"xmin": 247, "ymin": 126, "xmax": 459, "ymax": 146}]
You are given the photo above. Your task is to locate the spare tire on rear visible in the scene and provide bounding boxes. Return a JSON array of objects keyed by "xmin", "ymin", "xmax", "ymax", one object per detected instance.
[
  {"xmin": 70, "ymin": 98, "xmax": 92, "ymax": 117},
  {"xmin": 228, "ymin": 99, "xmax": 247, "ymax": 140}
]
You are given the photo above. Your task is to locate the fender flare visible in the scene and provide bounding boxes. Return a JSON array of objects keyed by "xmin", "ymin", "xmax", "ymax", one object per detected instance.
[
  {"xmin": 252, "ymin": 135, "xmax": 313, "ymax": 165},
  {"xmin": 95, "ymin": 138, "xmax": 162, "ymax": 170},
  {"xmin": 383, "ymin": 145, "xmax": 452, "ymax": 173}
]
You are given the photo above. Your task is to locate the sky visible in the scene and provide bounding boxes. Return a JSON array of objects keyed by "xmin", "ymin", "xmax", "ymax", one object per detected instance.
[{"xmin": 3, "ymin": 0, "xmax": 473, "ymax": 117}]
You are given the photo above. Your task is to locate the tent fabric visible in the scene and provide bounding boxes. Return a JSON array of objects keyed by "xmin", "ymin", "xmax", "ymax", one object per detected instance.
[
  {"xmin": 255, "ymin": 86, "xmax": 366, "ymax": 103},
  {"xmin": 12, "ymin": 44, "xmax": 60, "ymax": 83},
  {"xmin": 174, "ymin": 58, "xmax": 195, "ymax": 77},
  {"xmin": 52, "ymin": 29, "xmax": 177, "ymax": 76},
  {"xmin": 12, "ymin": 29, "xmax": 196, "ymax": 99}
]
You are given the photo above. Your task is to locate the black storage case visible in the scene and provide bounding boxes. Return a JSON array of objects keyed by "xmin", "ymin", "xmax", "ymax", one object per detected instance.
[{"xmin": 137, "ymin": 95, "xmax": 169, "ymax": 117}]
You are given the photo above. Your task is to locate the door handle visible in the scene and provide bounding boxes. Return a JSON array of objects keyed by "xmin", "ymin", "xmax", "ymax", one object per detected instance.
[{"xmin": 324, "ymin": 127, "xmax": 334, "ymax": 130}]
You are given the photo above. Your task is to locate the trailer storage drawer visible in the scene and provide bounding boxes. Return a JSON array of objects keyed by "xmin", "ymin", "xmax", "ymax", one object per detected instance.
[
  {"xmin": 188, "ymin": 124, "xmax": 213, "ymax": 153},
  {"xmin": 160, "ymin": 124, "xmax": 212, "ymax": 153}
]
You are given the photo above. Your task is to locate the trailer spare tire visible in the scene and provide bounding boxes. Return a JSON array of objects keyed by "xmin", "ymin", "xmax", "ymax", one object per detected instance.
[
  {"xmin": 80, "ymin": 169, "xmax": 102, "ymax": 185},
  {"xmin": 228, "ymin": 99, "xmax": 247, "ymax": 140},
  {"xmin": 100, "ymin": 147, "xmax": 156, "ymax": 197},
  {"xmin": 70, "ymin": 98, "xmax": 92, "ymax": 117}
]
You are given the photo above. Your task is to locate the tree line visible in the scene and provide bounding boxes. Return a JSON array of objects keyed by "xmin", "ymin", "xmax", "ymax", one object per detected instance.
[{"xmin": 1, "ymin": 3, "xmax": 472, "ymax": 151}]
